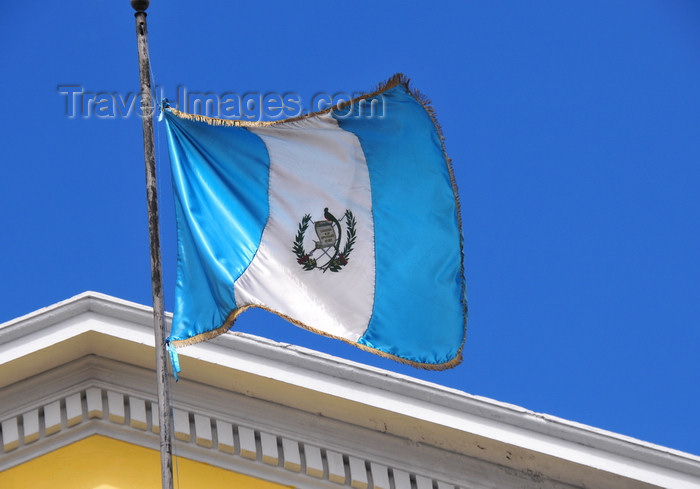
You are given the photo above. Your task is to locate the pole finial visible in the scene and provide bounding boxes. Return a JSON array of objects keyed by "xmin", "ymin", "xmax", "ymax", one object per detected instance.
[{"xmin": 131, "ymin": 0, "xmax": 149, "ymax": 12}]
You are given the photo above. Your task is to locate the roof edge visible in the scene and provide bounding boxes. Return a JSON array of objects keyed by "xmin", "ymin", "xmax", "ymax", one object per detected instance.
[{"xmin": 1, "ymin": 291, "xmax": 699, "ymax": 479}]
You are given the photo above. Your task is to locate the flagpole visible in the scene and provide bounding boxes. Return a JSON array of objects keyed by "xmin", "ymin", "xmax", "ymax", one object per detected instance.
[{"xmin": 131, "ymin": 1, "xmax": 174, "ymax": 488}]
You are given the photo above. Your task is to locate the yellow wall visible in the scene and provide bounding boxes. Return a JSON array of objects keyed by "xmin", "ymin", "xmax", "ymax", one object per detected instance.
[{"xmin": 0, "ymin": 435, "xmax": 292, "ymax": 489}]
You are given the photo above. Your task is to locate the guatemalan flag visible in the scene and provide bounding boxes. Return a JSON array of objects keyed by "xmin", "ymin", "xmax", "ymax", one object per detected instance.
[{"xmin": 164, "ymin": 75, "xmax": 466, "ymax": 369}]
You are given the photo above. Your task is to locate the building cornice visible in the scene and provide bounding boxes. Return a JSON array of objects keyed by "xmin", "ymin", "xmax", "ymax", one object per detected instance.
[{"xmin": 1, "ymin": 292, "xmax": 699, "ymax": 489}]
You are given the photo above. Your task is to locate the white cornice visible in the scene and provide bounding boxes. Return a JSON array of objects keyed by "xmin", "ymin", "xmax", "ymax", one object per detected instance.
[
  {"xmin": 0, "ymin": 356, "xmax": 521, "ymax": 489},
  {"xmin": 1, "ymin": 292, "xmax": 699, "ymax": 489}
]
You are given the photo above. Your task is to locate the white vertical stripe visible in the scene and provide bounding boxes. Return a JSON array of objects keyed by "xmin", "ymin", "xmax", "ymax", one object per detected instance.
[{"xmin": 235, "ymin": 113, "xmax": 375, "ymax": 341}]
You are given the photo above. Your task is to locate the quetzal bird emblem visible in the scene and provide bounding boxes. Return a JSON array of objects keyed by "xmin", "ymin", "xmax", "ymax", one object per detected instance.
[{"xmin": 292, "ymin": 207, "xmax": 357, "ymax": 272}]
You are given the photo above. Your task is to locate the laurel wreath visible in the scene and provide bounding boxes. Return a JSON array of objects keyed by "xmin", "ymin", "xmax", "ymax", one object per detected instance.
[{"xmin": 293, "ymin": 210, "xmax": 356, "ymax": 272}]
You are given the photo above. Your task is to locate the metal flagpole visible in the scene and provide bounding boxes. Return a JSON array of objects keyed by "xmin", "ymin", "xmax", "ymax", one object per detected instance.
[{"xmin": 131, "ymin": 1, "xmax": 174, "ymax": 488}]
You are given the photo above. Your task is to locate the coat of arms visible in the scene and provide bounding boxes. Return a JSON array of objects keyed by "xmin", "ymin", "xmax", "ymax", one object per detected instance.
[{"xmin": 292, "ymin": 208, "xmax": 356, "ymax": 272}]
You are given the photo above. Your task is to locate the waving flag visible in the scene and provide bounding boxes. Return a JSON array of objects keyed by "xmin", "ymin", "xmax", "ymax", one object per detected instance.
[{"xmin": 164, "ymin": 75, "xmax": 466, "ymax": 369}]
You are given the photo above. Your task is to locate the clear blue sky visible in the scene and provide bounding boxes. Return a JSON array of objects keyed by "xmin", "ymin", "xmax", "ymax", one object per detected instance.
[{"xmin": 2, "ymin": 1, "xmax": 699, "ymax": 455}]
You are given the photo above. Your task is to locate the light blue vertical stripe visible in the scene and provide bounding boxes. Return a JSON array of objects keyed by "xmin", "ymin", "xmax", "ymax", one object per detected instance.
[
  {"xmin": 334, "ymin": 85, "xmax": 465, "ymax": 365},
  {"xmin": 165, "ymin": 113, "xmax": 270, "ymax": 341}
]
